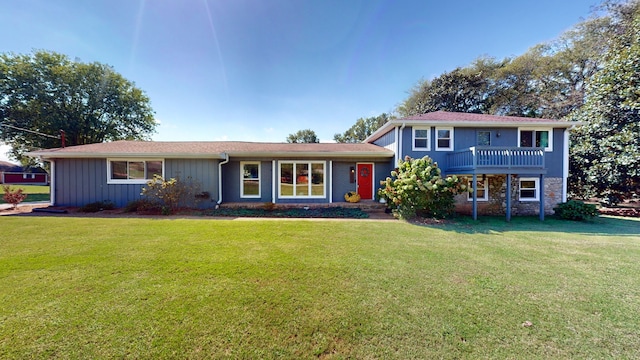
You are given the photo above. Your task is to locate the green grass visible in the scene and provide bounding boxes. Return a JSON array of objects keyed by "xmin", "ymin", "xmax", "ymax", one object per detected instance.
[
  {"xmin": 1, "ymin": 216, "xmax": 639, "ymax": 359},
  {"xmin": 0, "ymin": 185, "xmax": 50, "ymax": 203}
]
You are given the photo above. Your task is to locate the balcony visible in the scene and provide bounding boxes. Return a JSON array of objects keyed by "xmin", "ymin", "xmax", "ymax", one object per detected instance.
[{"xmin": 446, "ymin": 147, "xmax": 546, "ymax": 174}]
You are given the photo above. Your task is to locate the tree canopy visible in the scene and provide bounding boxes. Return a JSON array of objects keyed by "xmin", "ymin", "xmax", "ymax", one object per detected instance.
[
  {"xmin": 0, "ymin": 50, "xmax": 156, "ymax": 162},
  {"xmin": 569, "ymin": 4, "xmax": 640, "ymax": 203},
  {"xmin": 286, "ymin": 129, "xmax": 319, "ymax": 143},
  {"xmin": 333, "ymin": 113, "xmax": 392, "ymax": 143}
]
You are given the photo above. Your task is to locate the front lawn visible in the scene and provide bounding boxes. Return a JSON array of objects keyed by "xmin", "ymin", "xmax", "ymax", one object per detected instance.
[{"xmin": 1, "ymin": 216, "xmax": 639, "ymax": 359}]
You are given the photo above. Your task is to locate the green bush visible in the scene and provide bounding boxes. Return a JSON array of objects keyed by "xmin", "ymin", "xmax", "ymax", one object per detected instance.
[
  {"xmin": 553, "ymin": 200, "xmax": 598, "ymax": 221},
  {"xmin": 378, "ymin": 156, "xmax": 468, "ymax": 219},
  {"xmin": 79, "ymin": 200, "xmax": 115, "ymax": 213}
]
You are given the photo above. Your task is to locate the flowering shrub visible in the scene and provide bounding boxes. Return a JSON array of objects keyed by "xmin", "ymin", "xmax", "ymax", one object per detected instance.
[
  {"xmin": 2, "ymin": 185, "xmax": 27, "ymax": 209},
  {"xmin": 378, "ymin": 156, "xmax": 468, "ymax": 219},
  {"xmin": 141, "ymin": 174, "xmax": 202, "ymax": 214}
]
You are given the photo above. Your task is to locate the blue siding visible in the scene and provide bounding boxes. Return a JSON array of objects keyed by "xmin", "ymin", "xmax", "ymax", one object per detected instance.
[
  {"xmin": 373, "ymin": 129, "xmax": 396, "ymax": 148},
  {"xmin": 332, "ymin": 162, "xmax": 357, "ymax": 202},
  {"xmin": 221, "ymin": 160, "xmax": 273, "ymax": 203},
  {"xmin": 400, "ymin": 126, "xmax": 565, "ymax": 177},
  {"xmin": 53, "ymin": 158, "xmax": 219, "ymax": 208}
]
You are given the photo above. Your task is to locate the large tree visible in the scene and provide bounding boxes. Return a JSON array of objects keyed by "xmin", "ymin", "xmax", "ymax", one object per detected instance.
[
  {"xmin": 333, "ymin": 113, "xmax": 392, "ymax": 143},
  {"xmin": 397, "ymin": 65, "xmax": 496, "ymax": 117},
  {"xmin": 286, "ymin": 129, "xmax": 319, "ymax": 143},
  {"xmin": 569, "ymin": 5, "xmax": 640, "ymax": 203},
  {"xmin": 0, "ymin": 50, "xmax": 156, "ymax": 162}
]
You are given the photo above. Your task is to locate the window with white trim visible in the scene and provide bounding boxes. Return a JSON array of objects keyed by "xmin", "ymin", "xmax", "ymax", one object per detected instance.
[
  {"xmin": 23, "ymin": 173, "xmax": 36, "ymax": 180},
  {"xmin": 241, "ymin": 162, "xmax": 260, "ymax": 198},
  {"xmin": 107, "ymin": 159, "xmax": 163, "ymax": 184},
  {"xmin": 279, "ymin": 161, "xmax": 325, "ymax": 198},
  {"xmin": 519, "ymin": 129, "xmax": 552, "ymax": 151},
  {"xmin": 412, "ymin": 126, "xmax": 431, "ymax": 151},
  {"xmin": 519, "ymin": 178, "xmax": 539, "ymax": 201},
  {"xmin": 467, "ymin": 177, "xmax": 489, "ymax": 201},
  {"xmin": 436, "ymin": 127, "xmax": 454, "ymax": 151}
]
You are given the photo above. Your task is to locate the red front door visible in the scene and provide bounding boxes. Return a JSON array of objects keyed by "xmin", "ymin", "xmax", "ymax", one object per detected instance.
[{"xmin": 357, "ymin": 163, "xmax": 373, "ymax": 200}]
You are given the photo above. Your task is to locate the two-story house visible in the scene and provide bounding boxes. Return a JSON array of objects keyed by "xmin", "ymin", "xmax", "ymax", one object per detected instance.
[
  {"xmin": 27, "ymin": 111, "xmax": 579, "ymax": 220},
  {"xmin": 365, "ymin": 111, "xmax": 579, "ymax": 220}
]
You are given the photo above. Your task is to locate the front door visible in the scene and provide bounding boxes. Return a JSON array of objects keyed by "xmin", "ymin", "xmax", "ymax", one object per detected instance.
[{"xmin": 356, "ymin": 163, "xmax": 373, "ymax": 200}]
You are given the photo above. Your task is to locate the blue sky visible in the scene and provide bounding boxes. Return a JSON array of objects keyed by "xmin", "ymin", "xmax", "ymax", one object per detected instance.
[{"xmin": 1, "ymin": 0, "xmax": 597, "ymax": 162}]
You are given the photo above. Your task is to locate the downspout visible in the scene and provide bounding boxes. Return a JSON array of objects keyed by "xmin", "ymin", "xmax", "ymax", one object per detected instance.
[
  {"xmin": 562, "ymin": 128, "xmax": 570, "ymax": 202},
  {"xmin": 397, "ymin": 122, "xmax": 406, "ymax": 167},
  {"xmin": 49, "ymin": 159, "xmax": 55, "ymax": 206},
  {"xmin": 217, "ymin": 153, "xmax": 230, "ymax": 205}
]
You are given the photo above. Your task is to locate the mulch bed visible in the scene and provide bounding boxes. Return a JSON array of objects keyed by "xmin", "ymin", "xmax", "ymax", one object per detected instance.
[{"xmin": 599, "ymin": 207, "xmax": 640, "ymax": 218}]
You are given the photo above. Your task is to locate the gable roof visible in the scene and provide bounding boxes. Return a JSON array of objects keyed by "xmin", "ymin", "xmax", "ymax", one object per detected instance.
[
  {"xmin": 365, "ymin": 110, "xmax": 581, "ymax": 143},
  {"xmin": 26, "ymin": 140, "xmax": 394, "ymax": 159}
]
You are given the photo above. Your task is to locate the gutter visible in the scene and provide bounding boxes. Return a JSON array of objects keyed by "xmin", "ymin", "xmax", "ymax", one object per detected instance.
[
  {"xmin": 217, "ymin": 153, "xmax": 230, "ymax": 205},
  {"xmin": 398, "ymin": 122, "xmax": 406, "ymax": 166}
]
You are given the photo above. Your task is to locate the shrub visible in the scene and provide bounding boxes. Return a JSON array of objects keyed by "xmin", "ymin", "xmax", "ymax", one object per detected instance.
[
  {"xmin": 2, "ymin": 185, "xmax": 27, "ymax": 209},
  {"xmin": 141, "ymin": 174, "xmax": 203, "ymax": 214},
  {"xmin": 123, "ymin": 199, "xmax": 161, "ymax": 213},
  {"xmin": 79, "ymin": 200, "xmax": 115, "ymax": 213},
  {"xmin": 378, "ymin": 156, "xmax": 468, "ymax": 219},
  {"xmin": 553, "ymin": 200, "xmax": 598, "ymax": 221}
]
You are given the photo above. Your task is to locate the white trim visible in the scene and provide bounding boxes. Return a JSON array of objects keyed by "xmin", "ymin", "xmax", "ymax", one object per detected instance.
[
  {"xmin": 467, "ymin": 177, "xmax": 489, "ymax": 201},
  {"xmin": 435, "ymin": 127, "xmax": 454, "ymax": 151},
  {"xmin": 562, "ymin": 129, "xmax": 569, "ymax": 202},
  {"xmin": 518, "ymin": 128, "xmax": 553, "ymax": 152},
  {"xmin": 106, "ymin": 158, "xmax": 164, "ymax": 184},
  {"xmin": 240, "ymin": 161, "xmax": 261, "ymax": 198},
  {"xmin": 272, "ymin": 160, "xmax": 276, "ymax": 203},
  {"xmin": 519, "ymin": 177, "xmax": 540, "ymax": 201},
  {"xmin": 50, "ymin": 160, "xmax": 56, "ymax": 206},
  {"xmin": 329, "ymin": 161, "xmax": 333, "ymax": 203},
  {"xmin": 356, "ymin": 162, "xmax": 375, "ymax": 200},
  {"xmin": 412, "ymin": 126, "xmax": 431, "ymax": 151},
  {"xmin": 278, "ymin": 161, "xmax": 326, "ymax": 199}
]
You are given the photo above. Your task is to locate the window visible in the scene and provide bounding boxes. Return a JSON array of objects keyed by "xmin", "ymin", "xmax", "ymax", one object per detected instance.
[
  {"xmin": 519, "ymin": 129, "xmax": 552, "ymax": 151},
  {"xmin": 107, "ymin": 159, "xmax": 163, "ymax": 184},
  {"xmin": 241, "ymin": 162, "xmax": 260, "ymax": 198},
  {"xmin": 467, "ymin": 177, "xmax": 489, "ymax": 201},
  {"xmin": 477, "ymin": 131, "xmax": 491, "ymax": 146},
  {"xmin": 279, "ymin": 161, "xmax": 325, "ymax": 198},
  {"xmin": 23, "ymin": 173, "xmax": 36, "ymax": 180},
  {"xmin": 412, "ymin": 127, "xmax": 431, "ymax": 151},
  {"xmin": 436, "ymin": 127, "xmax": 454, "ymax": 151},
  {"xmin": 519, "ymin": 178, "xmax": 539, "ymax": 201}
]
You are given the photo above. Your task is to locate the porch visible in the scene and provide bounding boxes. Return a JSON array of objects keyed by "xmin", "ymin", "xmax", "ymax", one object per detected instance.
[
  {"xmin": 447, "ymin": 146, "xmax": 545, "ymax": 174},
  {"xmin": 446, "ymin": 147, "xmax": 547, "ymax": 222}
]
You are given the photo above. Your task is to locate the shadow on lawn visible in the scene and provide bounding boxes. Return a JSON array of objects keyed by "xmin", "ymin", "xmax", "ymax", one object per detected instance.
[{"xmin": 426, "ymin": 215, "xmax": 640, "ymax": 237}]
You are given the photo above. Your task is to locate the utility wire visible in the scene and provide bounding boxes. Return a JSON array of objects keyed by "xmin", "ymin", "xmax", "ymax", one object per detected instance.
[{"xmin": 0, "ymin": 123, "xmax": 60, "ymax": 139}]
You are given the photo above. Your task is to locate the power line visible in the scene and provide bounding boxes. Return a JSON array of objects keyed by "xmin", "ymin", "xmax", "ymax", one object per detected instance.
[{"xmin": 0, "ymin": 123, "xmax": 60, "ymax": 139}]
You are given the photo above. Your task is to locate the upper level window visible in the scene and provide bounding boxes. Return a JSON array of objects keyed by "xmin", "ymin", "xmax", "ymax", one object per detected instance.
[
  {"xmin": 477, "ymin": 131, "xmax": 491, "ymax": 146},
  {"xmin": 519, "ymin": 178, "xmax": 539, "ymax": 201},
  {"xmin": 412, "ymin": 127, "xmax": 431, "ymax": 151},
  {"xmin": 241, "ymin": 162, "xmax": 260, "ymax": 198},
  {"xmin": 107, "ymin": 159, "xmax": 163, "ymax": 184},
  {"xmin": 519, "ymin": 129, "xmax": 552, "ymax": 152},
  {"xmin": 279, "ymin": 161, "xmax": 325, "ymax": 198},
  {"xmin": 436, "ymin": 127, "xmax": 454, "ymax": 151}
]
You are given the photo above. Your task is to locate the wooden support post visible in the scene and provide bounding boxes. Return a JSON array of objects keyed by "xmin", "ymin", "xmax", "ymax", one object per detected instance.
[
  {"xmin": 472, "ymin": 173, "xmax": 478, "ymax": 220},
  {"xmin": 506, "ymin": 174, "xmax": 511, "ymax": 222},
  {"xmin": 539, "ymin": 174, "xmax": 545, "ymax": 221}
]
